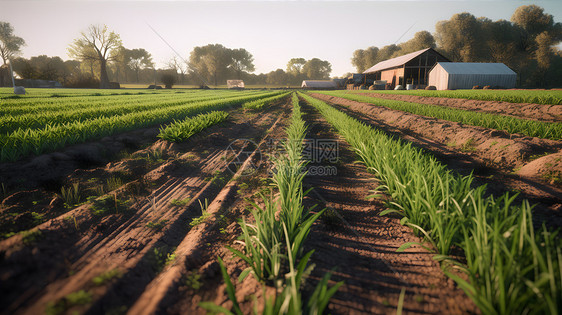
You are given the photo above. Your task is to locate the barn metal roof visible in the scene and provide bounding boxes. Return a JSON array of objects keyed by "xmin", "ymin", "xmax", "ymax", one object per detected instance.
[
  {"xmin": 436, "ymin": 62, "xmax": 516, "ymax": 75},
  {"xmin": 363, "ymin": 48, "xmax": 432, "ymax": 74},
  {"xmin": 301, "ymin": 80, "xmax": 337, "ymax": 88}
]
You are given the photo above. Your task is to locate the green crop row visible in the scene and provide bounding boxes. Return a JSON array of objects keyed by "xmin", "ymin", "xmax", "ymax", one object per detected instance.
[
  {"xmin": 0, "ymin": 87, "xmax": 180, "ymax": 100},
  {"xmin": 300, "ymin": 92, "xmax": 561, "ymax": 314},
  {"xmin": 318, "ymin": 91, "xmax": 562, "ymax": 140},
  {"xmin": 157, "ymin": 111, "xmax": 229, "ymax": 142},
  {"xmin": 0, "ymin": 91, "xmax": 263, "ymax": 134},
  {"xmin": 0, "ymin": 91, "xmax": 280, "ymax": 162},
  {"xmin": 242, "ymin": 92, "xmax": 291, "ymax": 110},
  {"xmin": 0, "ymin": 90, "xmax": 243, "ymax": 114},
  {"xmin": 358, "ymin": 89, "xmax": 562, "ymax": 105},
  {"xmin": 202, "ymin": 93, "xmax": 341, "ymax": 314}
]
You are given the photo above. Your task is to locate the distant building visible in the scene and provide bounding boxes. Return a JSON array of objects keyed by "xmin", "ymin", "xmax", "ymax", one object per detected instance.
[
  {"xmin": 227, "ymin": 80, "xmax": 245, "ymax": 89},
  {"xmin": 363, "ymin": 48, "xmax": 450, "ymax": 89},
  {"xmin": 428, "ymin": 62, "xmax": 517, "ymax": 90},
  {"xmin": 15, "ymin": 79, "xmax": 62, "ymax": 88},
  {"xmin": 301, "ymin": 80, "xmax": 338, "ymax": 90}
]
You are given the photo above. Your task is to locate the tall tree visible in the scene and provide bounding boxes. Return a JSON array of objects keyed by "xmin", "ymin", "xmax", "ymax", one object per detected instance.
[
  {"xmin": 0, "ymin": 21, "xmax": 25, "ymax": 65},
  {"xmin": 302, "ymin": 58, "xmax": 332, "ymax": 79},
  {"xmin": 189, "ymin": 44, "xmax": 231, "ymax": 86},
  {"xmin": 395, "ymin": 31, "xmax": 436, "ymax": 56},
  {"xmin": 166, "ymin": 56, "xmax": 187, "ymax": 84},
  {"xmin": 286, "ymin": 58, "xmax": 307, "ymax": 75},
  {"xmin": 68, "ymin": 24, "xmax": 122, "ymax": 88},
  {"xmin": 229, "ymin": 48, "xmax": 255, "ymax": 79},
  {"xmin": 127, "ymin": 48, "xmax": 153, "ymax": 83},
  {"xmin": 435, "ymin": 12, "xmax": 483, "ymax": 62},
  {"xmin": 188, "ymin": 44, "xmax": 256, "ymax": 86},
  {"xmin": 111, "ymin": 46, "xmax": 130, "ymax": 83},
  {"xmin": 266, "ymin": 68, "xmax": 288, "ymax": 85}
]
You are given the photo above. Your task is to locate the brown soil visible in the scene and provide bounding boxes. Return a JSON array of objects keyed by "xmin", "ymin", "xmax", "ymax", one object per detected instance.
[
  {"xmin": 0, "ymin": 101, "xmax": 290, "ymax": 315},
  {"xmin": 297, "ymin": 98, "xmax": 476, "ymax": 314},
  {"xmin": 310, "ymin": 93, "xmax": 562, "ymax": 179},
  {"xmin": 358, "ymin": 92, "xmax": 562, "ymax": 122},
  {"xmin": 309, "ymin": 93, "xmax": 562, "ymax": 228}
]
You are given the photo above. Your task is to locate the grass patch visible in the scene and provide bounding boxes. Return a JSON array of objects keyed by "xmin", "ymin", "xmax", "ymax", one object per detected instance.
[
  {"xmin": 89, "ymin": 194, "xmax": 130, "ymax": 216},
  {"xmin": 21, "ymin": 230, "xmax": 43, "ymax": 245},
  {"xmin": 92, "ymin": 269, "xmax": 123, "ymax": 286},
  {"xmin": 170, "ymin": 197, "xmax": 191, "ymax": 207},
  {"xmin": 45, "ymin": 290, "xmax": 92, "ymax": 315},
  {"xmin": 190, "ymin": 199, "xmax": 211, "ymax": 227},
  {"xmin": 146, "ymin": 219, "xmax": 168, "ymax": 231},
  {"xmin": 59, "ymin": 183, "xmax": 81, "ymax": 209}
]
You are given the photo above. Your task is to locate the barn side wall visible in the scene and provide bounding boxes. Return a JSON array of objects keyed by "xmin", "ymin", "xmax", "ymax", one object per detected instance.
[
  {"xmin": 381, "ymin": 67, "xmax": 404, "ymax": 87},
  {"xmin": 448, "ymin": 74, "xmax": 517, "ymax": 89}
]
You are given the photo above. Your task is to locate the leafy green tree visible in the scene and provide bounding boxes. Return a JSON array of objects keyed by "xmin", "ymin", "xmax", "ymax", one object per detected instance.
[
  {"xmin": 302, "ymin": 58, "xmax": 332, "ymax": 80},
  {"xmin": 0, "ymin": 22, "xmax": 25, "ymax": 65},
  {"xmin": 189, "ymin": 44, "xmax": 256, "ymax": 86},
  {"xmin": 286, "ymin": 58, "xmax": 306, "ymax": 75},
  {"xmin": 127, "ymin": 48, "xmax": 153, "ymax": 83},
  {"xmin": 229, "ymin": 48, "xmax": 255, "ymax": 79},
  {"xmin": 160, "ymin": 72, "xmax": 176, "ymax": 89},
  {"xmin": 395, "ymin": 31, "xmax": 436, "ymax": 56},
  {"xmin": 68, "ymin": 24, "xmax": 122, "ymax": 88},
  {"xmin": 111, "ymin": 46, "xmax": 130, "ymax": 83},
  {"xmin": 435, "ymin": 12, "xmax": 484, "ymax": 62},
  {"xmin": 266, "ymin": 68, "xmax": 288, "ymax": 85},
  {"xmin": 189, "ymin": 44, "xmax": 230, "ymax": 86}
]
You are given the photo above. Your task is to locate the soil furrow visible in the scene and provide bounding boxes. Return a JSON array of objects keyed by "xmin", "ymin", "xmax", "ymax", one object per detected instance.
[
  {"xmin": 0, "ymin": 102, "xmax": 286, "ymax": 315},
  {"xmin": 298, "ymin": 98, "xmax": 476, "ymax": 314},
  {"xmin": 308, "ymin": 93, "xmax": 562, "ymax": 229},
  {"xmin": 357, "ymin": 92, "xmax": 562, "ymax": 122}
]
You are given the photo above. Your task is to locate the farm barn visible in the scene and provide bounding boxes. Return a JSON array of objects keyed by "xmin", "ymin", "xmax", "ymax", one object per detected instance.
[
  {"xmin": 363, "ymin": 48, "xmax": 450, "ymax": 89},
  {"xmin": 301, "ymin": 80, "xmax": 338, "ymax": 90},
  {"xmin": 227, "ymin": 80, "xmax": 245, "ymax": 89},
  {"xmin": 428, "ymin": 62, "xmax": 517, "ymax": 90}
]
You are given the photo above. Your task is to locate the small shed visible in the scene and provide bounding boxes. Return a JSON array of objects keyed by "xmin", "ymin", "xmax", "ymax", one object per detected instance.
[
  {"xmin": 227, "ymin": 80, "xmax": 245, "ymax": 89},
  {"xmin": 428, "ymin": 62, "xmax": 517, "ymax": 90},
  {"xmin": 301, "ymin": 80, "xmax": 337, "ymax": 90}
]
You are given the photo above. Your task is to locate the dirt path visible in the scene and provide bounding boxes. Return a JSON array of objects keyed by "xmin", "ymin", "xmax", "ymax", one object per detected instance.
[
  {"xmin": 309, "ymin": 93, "xmax": 562, "ymax": 229},
  {"xmin": 357, "ymin": 92, "xmax": 562, "ymax": 122},
  {"xmin": 298, "ymin": 98, "xmax": 476, "ymax": 314},
  {"xmin": 0, "ymin": 102, "xmax": 290, "ymax": 315},
  {"xmin": 140, "ymin": 108, "xmax": 290, "ymax": 314}
]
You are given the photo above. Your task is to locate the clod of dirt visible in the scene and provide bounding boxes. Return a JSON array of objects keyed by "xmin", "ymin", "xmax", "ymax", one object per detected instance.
[
  {"xmin": 518, "ymin": 151, "xmax": 562, "ymax": 185},
  {"xmin": 149, "ymin": 139, "xmax": 179, "ymax": 154},
  {"xmin": 106, "ymin": 158, "xmax": 148, "ymax": 177}
]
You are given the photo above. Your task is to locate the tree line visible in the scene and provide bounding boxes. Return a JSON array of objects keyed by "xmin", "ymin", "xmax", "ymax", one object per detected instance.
[
  {"xmin": 1, "ymin": 4, "xmax": 560, "ymax": 88},
  {"xmin": 351, "ymin": 5, "xmax": 562, "ymax": 87},
  {"xmin": 0, "ymin": 23, "xmax": 332, "ymax": 88}
]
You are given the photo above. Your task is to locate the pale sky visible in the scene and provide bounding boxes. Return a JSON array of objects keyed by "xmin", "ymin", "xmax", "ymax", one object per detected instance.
[{"xmin": 1, "ymin": 0, "xmax": 561, "ymax": 77}]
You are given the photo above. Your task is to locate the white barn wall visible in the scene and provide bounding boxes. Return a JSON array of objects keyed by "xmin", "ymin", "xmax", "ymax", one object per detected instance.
[
  {"xmin": 428, "ymin": 64, "xmax": 449, "ymax": 90},
  {"xmin": 448, "ymin": 74, "xmax": 516, "ymax": 90},
  {"xmin": 428, "ymin": 62, "xmax": 516, "ymax": 90}
]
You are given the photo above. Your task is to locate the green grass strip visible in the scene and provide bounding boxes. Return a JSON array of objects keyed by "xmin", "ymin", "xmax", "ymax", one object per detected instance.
[
  {"xmin": 157, "ymin": 111, "xmax": 229, "ymax": 142},
  {"xmin": 317, "ymin": 91, "xmax": 562, "ymax": 140},
  {"xmin": 0, "ymin": 91, "xmax": 256, "ymax": 134},
  {"xmin": 242, "ymin": 92, "xmax": 291, "ymax": 110},
  {"xmin": 358, "ymin": 89, "xmax": 562, "ymax": 105},
  {"xmin": 0, "ymin": 91, "xmax": 280, "ymax": 162},
  {"xmin": 300, "ymin": 92, "xmax": 561, "ymax": 314}
]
